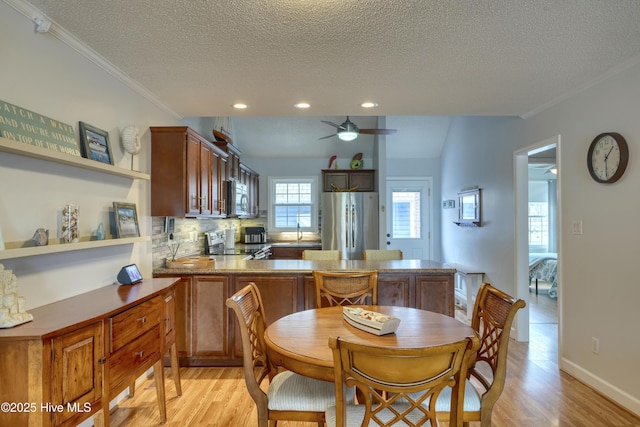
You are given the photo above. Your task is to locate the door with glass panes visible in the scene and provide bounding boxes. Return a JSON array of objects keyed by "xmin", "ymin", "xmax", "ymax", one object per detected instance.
[{"xmin": 385, "ymin": 179, "xmax": 431, "ymax": 260}]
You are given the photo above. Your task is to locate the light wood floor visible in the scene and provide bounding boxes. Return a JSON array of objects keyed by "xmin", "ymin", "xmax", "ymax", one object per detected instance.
[{"xmin": 109, "ymin": 294, "xmax": 640, "ymax": 427}]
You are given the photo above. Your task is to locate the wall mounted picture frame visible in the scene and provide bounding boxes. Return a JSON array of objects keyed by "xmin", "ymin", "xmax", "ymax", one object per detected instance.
[
  {"xmin": 113, "ymin": 202, "xmax": 140, "ymax": 238},
  {"xmin": 79, "ymin": 121, "xmax": 114, "ymax": 165}
]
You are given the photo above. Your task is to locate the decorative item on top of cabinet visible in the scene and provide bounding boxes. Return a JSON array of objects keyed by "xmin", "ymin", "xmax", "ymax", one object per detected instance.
[
  {"xmin": 0, "ymin": 264, "xmax": 33, "ymax": 328},
  {"xmin": 150, "ymin": 127, "xmax": 228, "ymax": 218},
  {"xmin": 322, "ymin": 169, "xmax": 375, "ymax": 192}
]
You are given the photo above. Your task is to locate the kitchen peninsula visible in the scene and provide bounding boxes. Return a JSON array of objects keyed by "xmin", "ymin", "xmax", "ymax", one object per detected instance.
[{"xmin": 154, "ymin": 259, "xmax": 456, "ymax": 366}]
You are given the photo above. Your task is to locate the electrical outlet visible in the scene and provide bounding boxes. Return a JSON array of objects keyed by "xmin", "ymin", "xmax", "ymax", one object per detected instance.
[{"xmin": 592, "ymin": 337, "xmax": 599, "ymax": 355}]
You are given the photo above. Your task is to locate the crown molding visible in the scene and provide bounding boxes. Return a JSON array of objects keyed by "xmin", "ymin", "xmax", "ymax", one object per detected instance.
[{"xmin": 4, "ymin": 0, "xmax": 182, "ymax": 120}]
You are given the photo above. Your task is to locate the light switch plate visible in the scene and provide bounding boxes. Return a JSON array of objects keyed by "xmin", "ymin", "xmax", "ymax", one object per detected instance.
[{"xmin": 572, "ymin": 221, "xmax": 582, "ymax": 235}]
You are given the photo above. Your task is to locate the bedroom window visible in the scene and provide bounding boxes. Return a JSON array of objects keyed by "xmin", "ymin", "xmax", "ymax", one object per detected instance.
[{"xmin": 528, "ymin": 202, "xmax": 549, "ymax": 249}]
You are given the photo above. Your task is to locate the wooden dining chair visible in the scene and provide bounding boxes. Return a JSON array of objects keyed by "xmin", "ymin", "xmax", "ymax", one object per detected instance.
[
  {"xmin": 226, "ymin": 283, "xmax": 337, "ymax": 427},
  {"xmin": 313, "ymin": 270, "xmax": 378, "ymax": 308},
  {"xmin": 436, "ymin": 282, "xmax": 526, "ymax": 427},
  {"xmin": 326, "ymin": 335, "xmax": 479, "ymax": 427},
  {"xmin": 302, "ymin": 250, "xmax": 342, "ymax": 260},
  {"xmin": 363, "ymin": 249, "xmax": 403, "ymax": 261}
]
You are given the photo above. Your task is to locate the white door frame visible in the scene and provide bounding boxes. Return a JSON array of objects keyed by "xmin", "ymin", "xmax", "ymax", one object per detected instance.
[
  {"xmin": 513, "ymin": 135, "xmax": 562, "ymax": 354},
  {"xmin": 385, "ymin": 177, "xmax": 433, "ymax": 260}
]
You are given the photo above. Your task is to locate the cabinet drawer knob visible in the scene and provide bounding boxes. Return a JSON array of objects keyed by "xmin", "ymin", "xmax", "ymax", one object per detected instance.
[
  {"xmin": 137, "ymin": 316, "xmax": 146, "ymax": 323},
  {"xmin": 136, "ymin": 351, "xmax": 144, "ymax": 358}
]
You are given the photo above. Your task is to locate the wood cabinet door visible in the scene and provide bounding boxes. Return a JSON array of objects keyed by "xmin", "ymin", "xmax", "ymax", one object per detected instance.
[
  {"xmin": 377, "ymin": 275, "xmax": 411, "ymax": 307},
  {"xmin": 415, "ymin": 275, "xmax": 454, "ymax": 316},
  {"xmin": 199, "ymin": 142, "xmax": 212, "ymax": 215},
  {"xmin": 233, "ymin": 276, "xmax": 300, "ymax": 358},
  {"xmin": 186, "ymin": 135, "xmax": 200, "ymax": 216},
  {"xmin": 193, "ymin": 276, "xmax": 230, "ymax": 358},
  {"xmin": 269, "ymin": 247, "xmax": 300, "ymax": 259},
  {"xmin": 211, "ymin": 150, "xmax": 225, "ymax": 216},
  {"xmin": 349, "ymin": 170, "xmax": 375, "ymax": 191},
  {"xmin": 323, "ymin": 171, "xmax": 349, "ymax": 191},
  {"xmin": 51, "ymin": 321, "xmax": 103, "ymax": 426}
]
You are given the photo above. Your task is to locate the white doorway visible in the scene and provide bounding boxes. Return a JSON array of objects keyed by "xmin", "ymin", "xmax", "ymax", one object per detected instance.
[
  {"xmin": 514, "ymin": 135, "xmax": 561, "ymax": 356},
  {"xmin": 385, "ymin": 178, "xmax": 433, "ymax": 260}
]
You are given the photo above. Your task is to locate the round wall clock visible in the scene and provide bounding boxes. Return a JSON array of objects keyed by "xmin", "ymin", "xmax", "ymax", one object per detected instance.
[{"xmin": 587, "ymin": 132, "xmax": 629, "ymax": 184}]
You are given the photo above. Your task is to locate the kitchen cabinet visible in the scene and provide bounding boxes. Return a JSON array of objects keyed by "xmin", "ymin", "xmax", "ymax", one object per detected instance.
[
  {"xmin": 214, "ymin": 140, "xmax": 241, "ymax": 181},
  {"xmin": 150, "ymin": 127, "xmax": 228, "ymax": 218},
  {"xmin": 154, "ymin": 265, "xmax": 454, "ymax": 367},
  {"xmin": 0, "ymin": 278, "xmax": 179, "ymax": 427},
  {"xmin": 322, "ymin": 169, "xmax": 375, "ymax": 192},
  {"xmin": 240, "ymin": 163, "xmax": 260, "ymax": 217},
  {"xmin": 192, "ymin": 276, "xmax": 230, "ymax": 362},
  {"xmin": 415, "ymin": 274, "xmax": 455, "ymax": 317},
  {"xmin": 270, "ymin": 245, "xmax": 320, "ymax": 259}
]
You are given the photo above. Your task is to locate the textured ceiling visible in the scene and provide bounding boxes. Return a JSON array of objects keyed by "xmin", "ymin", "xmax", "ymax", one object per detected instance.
[
  {"xmin": 14, "ymin": 0, "xmax": 640, "ymax": 158},
  {"xmin": 21, "ymin": 0, "xmax": 640, "ymax": 117}
]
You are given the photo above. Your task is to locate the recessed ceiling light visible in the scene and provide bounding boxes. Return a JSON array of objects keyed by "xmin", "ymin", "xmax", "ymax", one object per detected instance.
[
  {"xmin": 294, "ymin": 102, "xmax": 311, "ymax": 109},
  {"xmin": 361, "ymin": 102, "xmax": 378, "ymax": 108},
  {"xmin": 232, "ymin": 103, "xmax": 248, "ymax": 109}
]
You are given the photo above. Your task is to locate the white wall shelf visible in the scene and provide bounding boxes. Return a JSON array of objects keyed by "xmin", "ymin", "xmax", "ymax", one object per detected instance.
[
  {"xmin": 0, "ymin": 136, "xmax": 150, "ymax": 180},
  {"xmin": 0, "ymin": 236, "xmax": 151, "ymax": 260}
]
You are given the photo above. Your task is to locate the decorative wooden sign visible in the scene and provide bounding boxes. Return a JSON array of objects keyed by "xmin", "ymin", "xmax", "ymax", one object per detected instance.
[{"xmin": 0, "ymin": 99, "xmax": 81, "ymax": 156}]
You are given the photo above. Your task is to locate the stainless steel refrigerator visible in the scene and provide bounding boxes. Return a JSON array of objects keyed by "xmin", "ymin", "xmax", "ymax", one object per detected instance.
[{"xmin": 321, "ymin": 192, "xmax": 379, "ymax": 260}]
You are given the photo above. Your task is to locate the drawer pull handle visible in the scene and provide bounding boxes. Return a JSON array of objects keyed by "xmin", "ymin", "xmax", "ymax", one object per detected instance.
[
  {"xmin": 137, "ymin": 316, "xmax": 146, "ymax": 323},
  {"xmin": 136, "ymin": 351, "xmax": 144, "ymax": 358}
]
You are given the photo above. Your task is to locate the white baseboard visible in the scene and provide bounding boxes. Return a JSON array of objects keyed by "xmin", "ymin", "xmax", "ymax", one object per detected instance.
[{"xmin": 560, "ymin": 357, "xmax": 640, "ymax": 416}]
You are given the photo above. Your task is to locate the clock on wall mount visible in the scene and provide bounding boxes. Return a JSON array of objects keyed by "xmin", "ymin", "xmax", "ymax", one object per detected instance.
[{"xmin": 587, "ymin": 132, "xmax": 629, "ymax": 184}]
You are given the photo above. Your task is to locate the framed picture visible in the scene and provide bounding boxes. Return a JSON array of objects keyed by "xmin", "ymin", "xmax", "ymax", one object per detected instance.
[
  {"xmin": 79, "ymin": 121, "xmax": 114, "ymax": 165},
  {"xmin": 113, "ymin": 202, "xmax": 140, "ymax": 238}
]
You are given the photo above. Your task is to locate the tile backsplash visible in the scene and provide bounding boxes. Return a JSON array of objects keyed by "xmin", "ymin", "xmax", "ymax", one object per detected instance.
[{"xmin": 151, "ymin": 216, "xmax": 267, "ymax": 268}]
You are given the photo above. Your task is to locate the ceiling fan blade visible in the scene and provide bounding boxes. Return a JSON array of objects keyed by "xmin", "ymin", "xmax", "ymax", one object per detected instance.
[
  {"xmin": 321, "ymin": 120, "xmax": 345, "ymax": 130},
  {"xmin": 319, "ymin": 134, "xmax": 337, "ymax": 140},
  {"xmin": 359, "ymin": 128, "xmax": 398, "ymax": 135}
]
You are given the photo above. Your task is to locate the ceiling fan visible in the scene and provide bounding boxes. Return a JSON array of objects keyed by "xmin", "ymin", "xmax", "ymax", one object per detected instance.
[{"xmin": 320, "ymin": 116, "xmax": 397, "ymax": 141}]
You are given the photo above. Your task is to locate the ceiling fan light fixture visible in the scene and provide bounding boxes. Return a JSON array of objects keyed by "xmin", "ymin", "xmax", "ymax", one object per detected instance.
[{"xmin": 337, "ymin": 131, "xmax": 358, "ymax": 141}]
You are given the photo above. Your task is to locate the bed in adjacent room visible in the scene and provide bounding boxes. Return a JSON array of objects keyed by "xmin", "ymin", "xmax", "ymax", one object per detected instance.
[{"xmin": 529, "ymin": 252, "xmax": 558, "ymax": 298}]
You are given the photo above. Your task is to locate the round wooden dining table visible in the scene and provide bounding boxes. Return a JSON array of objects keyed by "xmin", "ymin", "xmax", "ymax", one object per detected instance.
[{"xmin": 264, "ymin": 305, "xmax": 477, "ymax": 382}]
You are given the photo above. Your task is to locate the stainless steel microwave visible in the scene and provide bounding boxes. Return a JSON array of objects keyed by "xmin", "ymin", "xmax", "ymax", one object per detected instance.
[{"xmin": 227, "ymin": 180, "xmax": 249, "ymax": 217}]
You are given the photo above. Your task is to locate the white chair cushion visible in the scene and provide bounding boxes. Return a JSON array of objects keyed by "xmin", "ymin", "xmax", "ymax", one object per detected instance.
[
  {"xmin": 326, "ymin": 403, "xmax": 436, "ymax": 427},
  {"xmin": 267, "ymin": 370, "xmax": 338, "ymax": 412},
  {"xmin": 435, "ymin": 380, "xmax": 482, "ymax": 412}
]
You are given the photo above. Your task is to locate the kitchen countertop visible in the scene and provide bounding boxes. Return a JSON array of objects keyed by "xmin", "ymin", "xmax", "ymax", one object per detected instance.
[{"xmin": 154, "ymin": 259, "xmax": 456, "ymax": 275}]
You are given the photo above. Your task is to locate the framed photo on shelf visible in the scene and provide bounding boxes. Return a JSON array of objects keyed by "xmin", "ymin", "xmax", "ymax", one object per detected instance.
[
  {"xmin": 113, "ymin": 202, "xmax": 140, "ymax": 238},
  {"xmin": 79, "ymin": 121, "xmax": 114, "ymax": 165}
]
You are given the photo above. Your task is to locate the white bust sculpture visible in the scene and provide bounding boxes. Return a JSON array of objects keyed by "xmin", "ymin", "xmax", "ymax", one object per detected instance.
[{"xmin": 0, "ymin": 264, "xmax": 33, "ymax": 328}]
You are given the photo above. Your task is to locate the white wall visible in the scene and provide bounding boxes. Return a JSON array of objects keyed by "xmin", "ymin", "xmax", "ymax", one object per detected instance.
[
  {"xmin": 0, "ymin": 2, "xmax": 179, "ymax": 309},
  {"xmin": 521, "ymin": 60, "xmax": 640, "ymax": 413}
]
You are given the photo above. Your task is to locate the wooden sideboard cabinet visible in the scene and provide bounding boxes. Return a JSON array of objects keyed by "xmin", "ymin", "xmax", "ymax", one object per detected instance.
[
  {"xmin": 322, "ymin": 169, "xmax": 375, "ymax": 192},
  {"xmin": 0, "ymin": 278, "xmax": 180, "ymax": 427}
]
